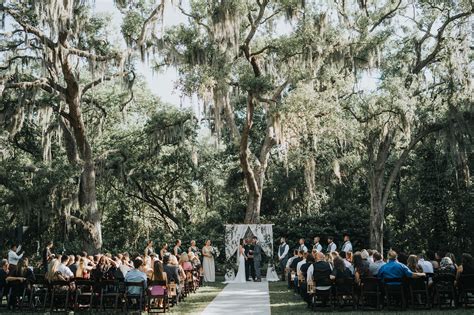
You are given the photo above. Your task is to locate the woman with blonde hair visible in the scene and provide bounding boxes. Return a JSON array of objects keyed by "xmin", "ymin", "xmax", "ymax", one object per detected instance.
[
  {"xmin": 179, "ymin": 253, "xmax": 193, "ymax": 271},
  {"xmin": 75, "ymin": 258, "xmax": 90, "ymax": 279},
  {"xmin": 46, "ymin": 259, "xmax": 62, "ymax": 282}
]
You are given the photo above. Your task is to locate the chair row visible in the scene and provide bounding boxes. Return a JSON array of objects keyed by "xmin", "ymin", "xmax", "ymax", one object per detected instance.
[{"xmin": 0, "ymin": 269, "xmax": 204, "ymax": 313}]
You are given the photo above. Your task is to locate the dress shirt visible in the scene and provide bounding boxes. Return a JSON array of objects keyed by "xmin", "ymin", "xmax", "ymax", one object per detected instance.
[
  {"xmin": 378, "ymin": 259, "xmax": 413, "ymax": 284},
  {"xmin": 327, "ymin": 242, "xmax": 337, "ymax": 253},
  {"xmin": 8, "ymin": 246, "xmax": 23, "ymax": 265},
  {"xmin": 125, "ymin": 269, "xmax": 147, "ymax": 295},
  {"xmin": 313, "ymin": 243, "xmax": 322, "ymax": 252},
  {"xmin": 369, "ymin": 260, "xmax": 386, "ymax": 276},
  {"xmin": 298, "ymin": 244, "xmax": 308, "ymax": 253},
  {"xmin": 286, "ymin": 256, "xmax": 297, "ymax": 269},
  {"xmin": 341, "ymin": 241, "xmax": 352, "ymax": 252},
  {"xmin": 418, "ymin": 259, "xmax": 434, "ymax": 273},
  {"xmin": 58, "ymin": 263, "xmax": 74, "ymax": 278},
  {"xmin": 296, "ymin": 259, "xmax": 306, "ymax": 274},
  {"xmin": 278, "ymin": 243, "xmax": 289, "ymax": 260}
]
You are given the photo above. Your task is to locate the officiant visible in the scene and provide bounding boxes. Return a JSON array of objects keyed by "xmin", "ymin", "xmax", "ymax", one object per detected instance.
[{"xmin": 244, "ymin": 238, "xmax": 255, "ymax": 281}]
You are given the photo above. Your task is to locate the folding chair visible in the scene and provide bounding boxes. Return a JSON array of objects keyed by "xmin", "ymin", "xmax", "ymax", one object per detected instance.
[
  {"xmin": 359, "ymin": 277, "xmax": 382, "ymax": 310},
  {"xmin": 433, "ymin": 272, "xmax": 456, "ymax": 309},
  {"xmin": 458, "ymin": 274, "xmax": 474, "ymax": 308},
  {"xmin": 383, "ymin": 278, "xmax": 407, "ymax": 311},
  {"xmin": 49, "ymin": 280, "xmax": 71, "ymax": 311},
  {"xmin": 334, "ymin": 277, "xmax": 356, "ymax": 310},
  {"xmin": 99, "ymin": 279, "xmax": 123, "ymax": 311},
  {"xmin": 147, "ymin": 280, "xmax": 169, "ymax": 313},
  {"xmin": 409, "ymin": 277, "xmax": 430, "ymax": 309},
  {"xmin": 124, "ymin": 280, "xmax": 145, "ymax": 311},
  {"xmin": 74, "ymin": 279, "xmax": 98, "ymax": 311}
]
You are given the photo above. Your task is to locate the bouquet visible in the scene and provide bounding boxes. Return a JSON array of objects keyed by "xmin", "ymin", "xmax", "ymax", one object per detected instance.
[{"xmin": 211, "ymin": 246, "xmax": 220, "ymax": 258}]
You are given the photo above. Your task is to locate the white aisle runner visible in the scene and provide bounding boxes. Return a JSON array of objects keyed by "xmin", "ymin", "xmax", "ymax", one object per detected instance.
[{"xmin": 201, "ymin": 280, "xmax": 271, "ymax": 315}]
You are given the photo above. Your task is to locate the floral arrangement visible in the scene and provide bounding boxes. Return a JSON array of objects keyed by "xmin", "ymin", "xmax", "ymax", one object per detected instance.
[{"xmin": 211, "ymin": 246, "xmax": 220, "ymax": 258}]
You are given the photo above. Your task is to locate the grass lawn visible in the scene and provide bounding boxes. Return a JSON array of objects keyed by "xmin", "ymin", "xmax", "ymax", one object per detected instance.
[
  {"xmin": 269, "ymin": 280, "xmax": 473, "ymax": 315},
  {"xmin": 167, "ymin": 276, "xmax": 226, "ymax": 315}
]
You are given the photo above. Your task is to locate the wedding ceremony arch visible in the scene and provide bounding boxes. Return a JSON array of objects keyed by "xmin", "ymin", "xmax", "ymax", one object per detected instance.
[{"xmin": 224, "ymin": 224, "xmax": 279, "ymax": 281}]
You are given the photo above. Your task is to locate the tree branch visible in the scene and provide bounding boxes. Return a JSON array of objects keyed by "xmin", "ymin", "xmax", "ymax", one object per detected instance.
[
  {"xmin": 369, "ymin": 0, "xmax": 402, "ymax": 32},
  {"xmin": 82, "ymin": 71, "xmax": 128, "ymax": 94}
]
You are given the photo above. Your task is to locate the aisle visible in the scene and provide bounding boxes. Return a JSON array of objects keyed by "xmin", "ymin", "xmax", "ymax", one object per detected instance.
[{"xmin": 201, "ymin": 280, "xmax": 271, "ymax": 315}]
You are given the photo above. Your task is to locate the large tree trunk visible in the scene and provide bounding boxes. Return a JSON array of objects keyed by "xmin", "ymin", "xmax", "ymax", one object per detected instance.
[
  {"xmin": 369, "ymin": 172, "xmax": 385, "ymax": 252},
  {"xmin": 60, "ymin": 38, "xmax": 102, "ymax": 252}
]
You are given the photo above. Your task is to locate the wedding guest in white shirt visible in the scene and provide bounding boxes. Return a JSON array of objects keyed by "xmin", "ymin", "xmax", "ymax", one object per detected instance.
[
  {"xmin": 369, "ymin": 252, "xmax": 386, "ymax": 276},
  {"xmin": 341, "ymin": 234, "xmax": 352, "ymax": 253},
  {"xmin": 8, "ymin": 244, "xmax": 24, "ymax": 272},
  {"xmin": 58, "ymin": 255, "xmax": 74, "ymax": 279},
  {"xmin": 418, "ymin": 253, "xmax": 434, "ymax": 273},
  {"xmin": 298, "ymin": 239, "xmax": 308, "ymax": 253},
  {"xmin": 313, "ymin": 236, "xmax": 322, "ymax": 252},
  {"xmin": 326, "ymin": 237, "xmax": 337, "ymax": 253}
]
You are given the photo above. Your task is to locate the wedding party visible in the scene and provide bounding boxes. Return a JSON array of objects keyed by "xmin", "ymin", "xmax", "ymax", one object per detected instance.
[{"xmin": 0, "ymin": 0, "xmax": 473, "ymax": 314}]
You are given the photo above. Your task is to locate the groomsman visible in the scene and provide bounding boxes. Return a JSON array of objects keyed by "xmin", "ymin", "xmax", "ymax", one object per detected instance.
[
  {"xmin": 313, "ymin": 236, "xmax": 322, "ymax": 252},
  {"xmin": 326, "ymin": 236, "xmax": 337, "ymax": 253},
  {"xmin": 278, "ymin": 237, "xmax": 289, "ymax": 281},
  {"xmin": 341, "ymin": 234, "xmax": 353, "ymax": 253},
  {"xmin": 298, "ymin": 238, "xmax": 308, "ymax": 253}
]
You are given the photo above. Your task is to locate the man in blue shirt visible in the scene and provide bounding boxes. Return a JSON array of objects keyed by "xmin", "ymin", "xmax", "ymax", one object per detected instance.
[
  {"xmin": 125, "ymin": 258, "xmax": 147, "ymax": 295},
  {"xmin": 378, "ymin": 250, "xmax": 425, "ymax": 284}
]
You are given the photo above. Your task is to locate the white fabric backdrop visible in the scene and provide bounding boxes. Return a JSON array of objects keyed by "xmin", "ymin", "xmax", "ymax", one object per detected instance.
[{"xmin": 224, "ymin": 224, "xmax": 278, "ymax": 281}]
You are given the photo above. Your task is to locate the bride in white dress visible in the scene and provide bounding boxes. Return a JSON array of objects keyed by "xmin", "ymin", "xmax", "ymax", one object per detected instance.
[{"xmin": 225, "ymin": 239, "xmax": 247, "ymax": 283}]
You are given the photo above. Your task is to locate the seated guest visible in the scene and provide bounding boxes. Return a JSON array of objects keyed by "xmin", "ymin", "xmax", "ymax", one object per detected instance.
[
  {"xmin": 163, "ymin": 255, "xmax": 180, "ymax": 285},
  {"xmin": 457, "ymin": 253, "xmax": 474, "ymax": 281},
  {"xmin": 438, "ymin": 257, "xmax": 456, "ymax": 276},
  {"xmin": 340, "ymin": 251, "xmax": 354, "ymax": 274},
  {"xmin": 75, "ymin": 258, "xmax": 90, "ymax": 279},
  {"xmin": 68, "ymin": 255, "xmax": 79, "ymax": 275},
  {"xmin": 369, "ymin": 252, "xmax": 385, "ymax": 276},
  {"xmin": 307, "ymin": 252, "xmax": 333, "ymax": 306},
  {"xmin": 179, "ymin": 253, "xmax": 193, "ymax": 271},
  {"xmin": 46, "ymin": 259, "xmax": 64, "ymax": 282},
  {"xmin": 125, "ymin": 258, "xmax": 147, "ymax": 295},
  {"xmin": 58, "ymin": 255, "xmax": 74, "ymax": 280},
  {"xmin": 398, "ymin": 252, "xmax": 408, "ymax": 265},
  {"xmin": 296, "ymin": 252, "xmax": 308, "ymax": 289},
  {"xmin": 428, "ymin": 251, "xmax": 439, "ymax": 270},
  {"xmin": 367, "ymin": 250, "xmax": 375, "ymax": 263},
  {"xmin": 8, "ymin": 258, "xmax": 34, "ymax": 308},
  {"xmin": 417, "ymin": 253, "xmax": 434, "ymax": 274},
  {"xmin": 407, "ymin": 255, "xmax": 423, "ymax": 272},
  {"xmin": 378, "ymin": 250, "xmax": 425, "ymax": 284},
  {"xmin": 445, "ymin": 252, "xmax": 458, "ymax": 270},
  {"xmin": 300, "ymin": 255, "xmax": 315, "ymax": 303},
  {"xmin": 149, "ymin": 260, "xmax": 167, "ymax": 308},
  {"xmin": 330, "ymin": 257, "xmax": 353, "ymax": 281},
  {"xmin": 286, "ymin": 250, "xmax": 299, "ymax": 288},
  {"xmin": 353, "ymin": 251, "xmax": 370, "ymax": 284}
]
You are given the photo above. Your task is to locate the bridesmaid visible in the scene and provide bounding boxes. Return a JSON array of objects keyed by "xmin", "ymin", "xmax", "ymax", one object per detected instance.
[{"xmin": 202, "ymin": 240, "xmax": 215, "ymax": 282}]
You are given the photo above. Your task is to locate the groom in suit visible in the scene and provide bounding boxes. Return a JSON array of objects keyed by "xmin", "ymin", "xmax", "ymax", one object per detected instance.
[
  {"xmin": 252, "ymin": 236, "xmax": 262, "ymax": 282},
  {"xmin": 244, "ymin": 238, "xmax": 255, "ymax": 281}
]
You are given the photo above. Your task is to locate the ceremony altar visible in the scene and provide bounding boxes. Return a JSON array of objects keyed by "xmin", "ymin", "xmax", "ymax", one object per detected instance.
[{"xmin": 224, "ymin": 224, "xmax": 279, "ymax": 281}]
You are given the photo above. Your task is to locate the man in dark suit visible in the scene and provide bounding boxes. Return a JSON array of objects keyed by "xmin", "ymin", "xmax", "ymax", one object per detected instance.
[
  {"xmin": 244, "ymin": 238, "xmax": 255, "ymax": 281},
  {"xmin": 252, "ymin": 236, "xmax": 262, "ymax": 282}
]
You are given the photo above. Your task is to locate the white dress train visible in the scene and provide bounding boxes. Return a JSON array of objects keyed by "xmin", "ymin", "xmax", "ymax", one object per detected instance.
[{"xmin": 224, "ymin": 245, "xmax": 247, "ymax": 283}]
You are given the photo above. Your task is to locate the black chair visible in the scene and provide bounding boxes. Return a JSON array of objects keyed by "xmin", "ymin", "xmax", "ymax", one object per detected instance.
[
  {"xmin": 310, "ymin": 277, "xmax": 333, "ymax": 311},
  {"xmin": 383, "ymin": 278, "xmax": 407, "ymax": 310},
  {"xmin": 147, "ymin": 280, "xmax": 169, "ymax": 313},
  {"xmin": 29, "ymin": 275, "xmax": 49, "ymax": 311},
  {"xmin": 458, "ymin": 274, "xmax": 474, "ymax": 308},
  {"xmin": 124, "ymin": 281, "xmax": 146, "ymax": 311},
  {"xmin": 359, "ymin": 277, "xmax": 382, "ymax": 310},
  {"xmin": 49, "ymin": 280, "xmax": 71, "ymax": 311},
  {"xmin": 409, "ymin": 277, "xmax": 430, "ymax": 309},
  {"xmin": 99, "ymin": 279, "xmax": 123, "ymax": 311},
  {"xmin": 74, "ymin": 279, "xmax": 98, "ymax": 311},
  {"xmin": 333, "ymin": 277, "xmax": 356, "ymax": 310},
  {"xmin": 433, "ymin": 272, "xmax": 456, "ymax": 309}
]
